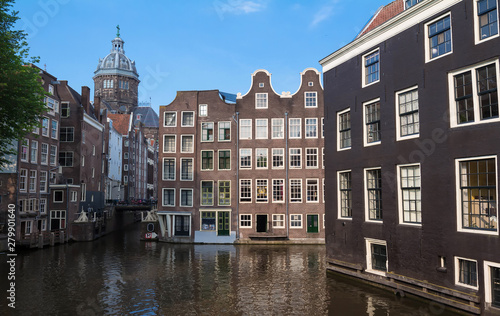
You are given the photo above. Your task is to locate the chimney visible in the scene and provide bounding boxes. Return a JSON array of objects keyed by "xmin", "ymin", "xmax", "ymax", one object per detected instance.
[
  {"xmin": 81, "ymin": 86, "xmax": 91, "ymax": 115},
  {"xmin": 94, "ymin": 95, "xmax": 102, "ymax": 121}
]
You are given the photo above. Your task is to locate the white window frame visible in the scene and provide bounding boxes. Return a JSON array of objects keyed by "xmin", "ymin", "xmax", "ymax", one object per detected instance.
[
  {"xmin": 201, "ymin": 150, "xmax": 215, "ymax": 171},
  {"xmin": 239, "ymin": 179, "xmax": 252, "ymax": 203},
  {"xmin": 181, "ymin": 111, "xmax": 195, "ymax": 127},
  {"xmin": 290, "ymin": 214, "xmax": 303, "ymax": 229},
  {"xmin": 240, "ymin": 214, "xmax": 252, "ymax": 228},
  {"xmin": 40, "ymin": 171, "xmax": 48, "ymax": 193},
  {"xmin": 255, "ymin": 119, "xmax": 268, "ymax": 139},
  {"xmin": 337, "ymin": 169, "xmax": 352, "ymax": 220},
  {"xmin": 180, "ymin": 158, "xmax": 194, "ymax": 181},
  {"xmin": 255, "ymin": 148, "xmax": 268, "ymax": 169},
  {"xmin": 255, "ymin": 93, "xmax": 268, "ymax": 109},
  {"xmin": 395, "ymin": 86, "xmax": 420, "ymax": 141},
  {"xmin": 272, "ymin": 214, "xmax": 285, "ymax": 228},
  {"xmin": 180, "ymin": 188, "xmax": 194, "ymax": 207},
  {"xmin": 289, "ymin": 148, "xmax": 302, "ymax": 169},
  {"xmin": 306, "ymin": 178, "xmax": 319, "ymax": 203},
  {"xmin": 53, "ymin": 190, "xmax": 64, "ymax": 203},
  {"xmin": 455, "ymin": 155, "xmax": 498, "ymax": 235},
  {"xmin": 306, "ymin": 148, "xmax": 318, "ymax": 169},
  {"xmin": 239, "ymin": 148, "xmax": 252, "ymax": 169},
  {"xmin": 180, "ymin": 135, "xmax": 194, "ymax": 153},
  {"xmin": 365, "ymin": 238, "xmax": 388, "ymax": 276},
  {"xmin": 162, "ymin": 188, "xmax": 175, "ymax": 207},
  {"xmin": 271, "ymin": 118, "xmax": 284, "ymax": 139},
  {"xmin": 272, "ymin": 179, "xmax": 285, "ymax": 203},
  {"xmin": 256, "ymin": 179, "xmax": 268, "ymax": 203},
  {"xmin": 218, "ymin": 149, "xmax": 231, "ymax": 171},
  {"xmin": 164, "ymin": 111, "xmax": 177, "ymax": 127},
  {"xmin": 41, "ymin": 143, "xmax": 48, "ymax": 165},
  {"xmin": 484, "ymin": 260, "xmax": 500, "ymax": 307},
  {"xmin": 397, "ymin": 163, "xmax": 422, "ymax": 227},
  {"xmin": 454, "ymin": 256, "xmax": 479, "ymax": 290},
  {"xmin": 163, "ymin": 157, "xmax": 176, "ymax": 181},
  {"xmin": 305, "ymin": 91, "xmax": 318, "ymax": 108},
  {"xmin": 363, "ymin": 98, "xmax": 381, "ymax": 147},
  {"xmin": 337, "ymin": 108, "xmax": 351, "ymax": 151},
  {"xmin": 30, "ymin": 140, "xmax": 38, "ymax": 163},
  {"xmin": 448, "ymin": 59, "xmax": 500, "ymax": 128},
  {"xmin": 218, "ymin": 121, "xmax": 231, "ymax": 142},
  {"xmin": 163, "ymin": 135, "xmax": 176, "ymax": 153},
  {"xmin": 272, "ymin": 148, "xmax": 284, "ymax": 169},
  {"xmin": 474, "ymin": 0, "xmax": 499, "ymax": 45},
  {"xmin": 362, "ymin": 48, "xmax": 380, "ymax": 87},
  {"xmin": 199, "ymin": 104, "xmax": 208, "ymax": 117},
  {"xmin": 289, "ymin": 179, "xmax": 302, "ymax": 203},
  {"xmin": 201, "ymin": 122, "xmax": 214, "ymax": 142},
  {"xmin": 424, "ymin": 13, "xmax": 453, "ymax": 63},
  {"xmin": 289, "ymin": 118, "xmax": 301, "ymax": 139},
  {"xmin": 364, "ymin": 167, "xmax": 383, "ymax": 223},
  {"xmin": 240, "ymin": 119, "xmax": 252, "ymax": 140}
]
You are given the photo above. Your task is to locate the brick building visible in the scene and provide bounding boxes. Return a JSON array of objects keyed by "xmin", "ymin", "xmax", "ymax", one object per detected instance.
[
  {"xmin": 320, "ymin": 0, "xmax": 500, "ymax": 313},
  {"xmin": 158, "ymin": 68, "xmax": 325, "ymax": 244}
]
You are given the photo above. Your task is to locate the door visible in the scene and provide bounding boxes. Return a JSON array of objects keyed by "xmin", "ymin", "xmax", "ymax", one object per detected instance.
[
  {"xmin": 307, "ymin": 214, "xmax": 319, "ymax": 233},
  {"xmin": 174, "ymin": 215, "xmax": 190, "ymax": 236},
  {"xmin": 217, "ymin": 211, "xmax": 230, "ymax": 236},
  {"xmin": 493, "ymin": 267, "xmax": 500, "ymax": 308},
  {"xmin": 256, "ymin": 214, "xmax": 267, "ymax": 232}
]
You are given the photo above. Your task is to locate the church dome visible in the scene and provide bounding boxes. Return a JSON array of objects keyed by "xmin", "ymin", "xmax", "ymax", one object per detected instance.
[{"xmin": 94, "ymin": 36, "xmax": 139, "ymax": 79}]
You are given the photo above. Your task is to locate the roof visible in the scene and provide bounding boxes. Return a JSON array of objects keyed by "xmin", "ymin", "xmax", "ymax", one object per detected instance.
[
  {"xmin": 133, "ymin": 106, "xmax": 159, "ymax": 128},
  {"xmin": 219, "ymin": 91, "xmax": 237, "ymax": 103},
  {"xmin": 356, "ymin": 0, "xmax": 404, "ymax": 39},
  {"xmin": 107, "ymin": 113, "xmax": 131, "ymax": 135}
]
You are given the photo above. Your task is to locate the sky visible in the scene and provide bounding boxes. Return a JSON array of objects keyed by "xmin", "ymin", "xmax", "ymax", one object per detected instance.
[{"xmin": 13, "ymin": 0, "xmax": 390, "ymax": 114}]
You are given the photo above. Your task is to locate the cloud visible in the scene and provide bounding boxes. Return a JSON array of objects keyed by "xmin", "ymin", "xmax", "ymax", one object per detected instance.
[
  {"xmin": 214, "ymin": 0, "xmax": 267, "ymax": 17},
  {"xmin": 310, "ymin": 1, "xmax": 339, "ymax": 28}
]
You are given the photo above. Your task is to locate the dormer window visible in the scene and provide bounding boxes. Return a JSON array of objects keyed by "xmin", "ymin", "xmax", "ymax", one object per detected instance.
[
  {"xmin": 259, "ymin": 83, "xmax": 264, "ymax": 88},
  {"xmin": 405, "ymin": 0, "xmax": 422, "ymax": 10},
  {"xmin": 255, "ymin": 93, "xmax": 268, "ymax": 109}
]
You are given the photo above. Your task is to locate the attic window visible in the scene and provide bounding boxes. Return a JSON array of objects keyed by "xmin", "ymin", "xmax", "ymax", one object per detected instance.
[
  {"xmin": 405, "ymin": 0, "xmax": 422, "ymax": 10},
  {"xmin": 259, "ymin": 83, "xmax": 264, "ymax": 88},
  {"xmin": 308, "ymin": 82, "xmax": 314, "ymax": 87}
]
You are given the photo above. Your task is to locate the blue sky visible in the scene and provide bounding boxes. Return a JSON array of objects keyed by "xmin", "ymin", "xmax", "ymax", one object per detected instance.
[{"xmin": 13, "ymin": 0, "xmax": 389, "ymax": 113}]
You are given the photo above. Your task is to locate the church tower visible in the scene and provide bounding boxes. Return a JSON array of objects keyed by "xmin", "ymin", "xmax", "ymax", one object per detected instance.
[{"xmin": 94, "ymin": 27, "xmax": 139, "ymax": 114}]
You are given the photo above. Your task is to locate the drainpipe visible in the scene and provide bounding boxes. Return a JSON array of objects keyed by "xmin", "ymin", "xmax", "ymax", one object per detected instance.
[
  {"xmin": 233, "ymin": 112, "xmax": 239, "ymax": 239},
  {"xmin": 285, "ymin": 112, "xmax": 289, "ymax": 239}
]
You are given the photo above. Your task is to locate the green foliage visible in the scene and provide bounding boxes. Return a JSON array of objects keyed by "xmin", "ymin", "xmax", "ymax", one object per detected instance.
[{"xmin": 0, "ymin": 0, "xmax": 47, "ymax": 170}]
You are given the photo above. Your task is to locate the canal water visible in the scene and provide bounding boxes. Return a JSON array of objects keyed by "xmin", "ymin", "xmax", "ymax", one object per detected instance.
[{"xmin": 0, "ymin": 223, "xmax": 459, "ymax": 315}]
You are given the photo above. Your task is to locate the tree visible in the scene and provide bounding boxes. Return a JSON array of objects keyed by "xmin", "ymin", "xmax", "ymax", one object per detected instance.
[{"xmin": 0, "ymin": 0, "xmax": 47, "ymax": 170}]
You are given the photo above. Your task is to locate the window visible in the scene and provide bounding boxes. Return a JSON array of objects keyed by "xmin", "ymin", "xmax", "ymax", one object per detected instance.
[
  {"xmin": 82, "ymin": 130, "xmax": 85, "ymax": 144},
  {"xmin": 338, "ymin": 171, "xmax": 352, "ymax": 218},
  {"xmin": 363, "ymin": 49, "xmax": 380, "ymax": 86},
  {"xmin": 29, "ymin": 170, "xmax": 36, "ymax": 192},
  {"xmin": 290, "ymin": 179, "xmax": 302, "ymax": 203},
  {"xmin": 396, "ymin": 87, "xmax": 419, "ymax": 139},
  {"xmin": 256, "ymin": 179, "xmax": 268, "ymax": 203},
  {"xmin": 163, "ymin": 135, "xmax": 176, "ymax": 153},
  {"xmin": 305, "ymin": 118, "xmax": 318, "ymax": 138},
  {"xmin": 457, "ymin": 157, "xmax": 497, "ymax": 233},
  {"xmin": 240, "ymin": 214, "xmax": 252, "ymax": 228},
  {"xmin": 59, "ymin": 152, "xmax": 73, "ymax": 167},
  {"xmin": 40, "ymin": 171, "xmax": 47, "ymax": 193},
  {"xmin": 484, "ymin": 261, "xmax": 500, "ymax": 307},
  {"xmin": 201, "ymin": 181, "xmax": 213, "ymax": 206},
  {"xmin": 366, "ymin": 239, "xmax": 388, "ymax": 274},
  {"xmin": 61, "ymin": 103, "xmax": 69, "ymax": 117},
  {"xmin": 272, "ymin": 179, "xmax": 284, "ymax": 202},
  {"xmin": 103, "ymin": 79, "xmax": 114, "ymax": 88},
  {"xmin": 306, "ymin": 148, "xmax": 318, "ymax": 168},
  {"xmin": 180, "ymin": 158, "xmax": 193, "ymax": 181},
  {"xmin": 30, "ymin": 140, "xmax": 38, "ymax": 163},
  {"xmin": 366, "ymin": 169, "xmax": 383, "ymax": 221},
  {"xmin": 174, "ymin": 215, "xmax": 190, "ymax": 236},
  {"xmin": 256, "ymin": 148, "xmax": 268, "ymax": 169},
  {"xmin": 255, "ymin": 93, "xmax": 268, "ymax": 109},
  {"xmin": 272, "ymin": 214, "xmax": 285, "ymax": 228},
  {"xmin": 71, "ymin": 191, "xmax": 78, "ymax": 202},
  {"xmin": 21, "ymin": 139, "xmax": 28, "ymax": 162},
  {"xmin": 180, "ymin": 189, "xmax": 193, "ymax": 207},
  {"xmin": 218, "ymin": 121, "xmax": 231, "ymax": 141},
  {"xmin": 40, "ymin": 199, "xmax": 47, "ymax": 214},
  {"xmin": 41, "ymin": 143, "xmax": 48, "ymax": 165},
  {"xmin": 219, "ymin": 181, "xmax": 230, "ymax": 205},
  {"xmin": 240, "ymin": 179, "xmax": 252, "ymax": 202},
  {"xmin": 240, "ymin": 119, "xmax": 252, "ymax": 139},
  {"xmin": 42, "ymin": 118, "xmax": 49, "ymax": 136},
  {"xmin": 162, "ymin": 188, "xmax": 175, "ymax": 206},
  {"xmin": 271, "ymin": 118, "xmax": 284, "ymax": 139},
  {"xmin": 306, "ymin": 179, "xmax": 319, "ymax": 203},
  {"xmin": 163, "ymin": 158, "xmax": 175, "ymax": 180},
  {"xmin": 305, "ymin": 92, "xmax": 318, "ymax": 108},
  {"xmin": 181, "ymin": 135, "xmax": 193, "ymax": 153},
  {"xmin": 240, "ymin": 148, "xmax": 252, "ymax": 169},
  {"xmin": 338, "ymin": 109, "xmax": 351, "ymax": 150},
  {"xmin": 363, "ymin": 100, "xmax": 381, "ymax": 145},
  {"xmin": 289, "ymin": 148, "xmax": 301, "ymax": 169},
  {"xmin": 456, "ymin": 257, "xmax": 478, "ymax": 289},
  {"xmin": 60, "ymin": 127, "xmax": 74, "ymax": 142},
  {"xmin": 51, "ymin": 120, "xmax": 58, "ymax": 139},
  {"xmin": 181, "ymin": 112, "xmax": 194, "ymax": 127},
  {"xmin": 255, "ymin": 119, "xmax": 268, "ymax": 139},
  {"xmin": 405, "ymin": 0, "xmax": 422, "ymax": 9},
  {"xmin": 53, "ymin": 190, "xmax": 64, "ymax": 203},
  {"xmin": 290, "ymin": 214, "xmax": 302, "ymax": 228},
  {"xmin": 50, "ymin": 145, "xmax": 57, "ymax": 166},
  {"xmin": 50, "ymin": 172, "xmax": 56, "ymax": 184},
  {"xmin": 289, "ymin": 118, "xmax": 301, "ymax": 139},
  {"xmin": 201, "ymin": 122, "xmax": 214, "ymax": 142},
  {"xmin": 399, "ymin": 164, "xmax": 421, "ymax": 224},
  {"xmin": 201, "ymin": 211, "xmax": 216, "ymax": 231},
  {"xmin": 124, "ymin": 152, "xmax": 129, "ymax": 159},
  {"xmin": 199, "ymin": 104, "xmax": 208, "ymax": 116},
  {"xmin": 272, "ymin": 148, "xmax": 284, "ymax": 169},
  {"xmin": 322, "ymin": 118, "xmax": 325, "ymax": 138},
  {"xmin": 449, "ymin": 61, "xmax": 499, "ymax": 127},
  {"xmin": 201, "ymin": 151, "xmax": 214, "ymax": 170},
  {"xmin": 475, "ymin": 0, "xmax": 499, "ymax": 44},
  {"xmin": 164, "ymin": 112, "xmax": 176, "ymax": 127},
  {"xmin": 50, "ymin": 210, "xmax": 66, "ymax": 229},
  {"xmin": 218, "ymin": 150, "xmax": 230, "ymax": 170},
  {"xmin": 425, "ymin": 14, "xmax": 452, "ymax": 62}
]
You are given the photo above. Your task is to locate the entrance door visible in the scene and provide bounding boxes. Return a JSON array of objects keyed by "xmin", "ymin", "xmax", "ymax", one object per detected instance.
[
  {"xmin": 174, "ymin": 215, "xmax": 190, "ymax": 236},
  {"xmin": 218, "ymin": 211, "xmax": 230, "ymax": 236},
  {"xmin": 307, "ymin": 215, "xmax": 319, "ymax": 233},
  {"xmin": 493, "ymin": 267, "xmax": 500, "ymax": 308},
  {"xmin": 256, "ymin": 214, "xmax": 267, "ymax": 232}
]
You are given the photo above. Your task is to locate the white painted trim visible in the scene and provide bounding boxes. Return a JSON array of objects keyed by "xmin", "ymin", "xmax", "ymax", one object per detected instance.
[
  {"xmin": 238, "ymin": 69, "xmax": 279, "ymax": 99},
  {"xmin": 239, "ymin": 214, "xmax": 253, "ymax": 228},
  {"xmin": 365, "ymin": 238, "xmax": 388, "ymax": 276},
  {"xmin": 162, "ymin": 134, "xmax": 176, "ymax": 153},
  {"xmin": 255, "ymin": 148, "xmax": 269, "ymax": 169},
  {"xmin": 239, "ymin": 179, "xmax": 252, "ymax": 203},
  {"xmin": 291, "ymin": 67, "xmax": 323, "ymax": 96},
  {"xmin": 305, "ymin": 147, "xmax": 319, "ymax": 169},
  {"xmin": 272, "ymin": 148, "xmax": 285, "ymax": 169},
  {"xmin": 200, "ymin": 122, "xmax": 215, "ymax": 142},
  {"xmin": 395, "ymin": 85, "xmax": 420, "ymax": 141},
  {"xmin": 163, "ymin": 111, "xmax": 177, "ymax": 127},
  {"xmin": 454, "ymin": 256, "xmax": 479, "ymax": 290},
  {"xmin": 337, "ymin": 108, "xmax": 351, "ymax": 152},
  {"xmin": 180, "ymin": 134, "xmax": 194, "ymax": 153},
  {"xmin": 289, "ymin": 147, "xmax": 302, "ymax": 169},
  {"xmin": 255, "ymin": 118, "xmax": 269, "ymax": 139},
  {"xmin": 289, "ymin": 117, "xmax": 302, "ymax": 139},
  {"xmin": 306, "ymin": 178, "xmax": 320, "ymax": 203},
  {"xmin": 362, "ymin": 48, "xmax": 381, "ymax": 88},
  {"xmin": 362, "ymin": 98, "xmax": 381, "ymax": 147},
  {"xmin": 200, "ymin": 149, "xmax": 215, "ymax": 171},
  {"xmin": 271, "ymin": 118, "xmax": 285, "ymax": 139},
  {"xmin": 239, "ymin": 148, "xmax": 252, "ymax": 169},
  {"xmin": 218, "ymin": 121, "xmax": 232, "ymax": 142},
  {"xmin": 217, "ymin": 149, "xmax": 231, "ymax": 171},
  {"xmin": 179, "ymin": 188, "xmax": 194, "ymax": 207},
  {"xmin": 484, "ymin": 260, "xmax": 500, "ymax": 305},
  {"xmin": 272, "ymin": 179, "xmax": 285, "ymax": 203},
  {"xmin": 424, "ymin": 12, "xmax": 453, "ymax": 63},
  {"xmin": 304, "ymin": 91, "xmax": 319, "ymax": 108},
  {"xmin": 272, "ymin": 214, "xmax": 285, "ymax": 228},
  {"xmin": 180, "ymin": 111, "xmax": 195, "ymax": 127},
  {"xmin": 305, "ymin": 117, "xmax": 318, "ymax": 139},
  {"xmin": 290, "ymin": 214, "xmax": 303, "ymax": 229},
  {"xmin": 180, "ymin": 158, "xmax": 194, "ymax": 181},
  {"xmin": 337, "ymin": 169, "xmax": 352, "ymax": 220},
  {"xmin": 255, "ymin": 179, "xmax": 269, "ymax": 203},
  {"xmin": 162, "ymin": 157, "xmax": 176, "ymax": 181},
  {"xmin": 255, "ymin": 92, "xmax": 269, "ymax": 109},
  {"xmin": 364, "ymin": 167, "xmax": 383, "ymax": 223},
  {"xmin": 474, "ymin": 0, "xmax": 500, "ymax": 45},
  {"xmin": 289, "ymin": 178, "xmax": 303, "ymax": 203},
  {"xmin": 83, "ymin": 112, "xmax": 104, "ymax": 131},
  {"xmin": 397, "ymin": 163, "xmax": 422, "ymax": 227}
]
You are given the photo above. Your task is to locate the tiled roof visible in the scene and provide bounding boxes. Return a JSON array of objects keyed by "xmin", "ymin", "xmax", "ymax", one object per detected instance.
[
  {"xmin": 107, "ymin": 113, "xmax": 131, "ymax": 135},
  {"xmin": 357, "ymin": 0, "xmax": 404, "ymax": 38}
]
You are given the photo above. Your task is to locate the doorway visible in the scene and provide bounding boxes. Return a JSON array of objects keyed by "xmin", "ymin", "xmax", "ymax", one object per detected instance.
[
  {"xmin": 256, "ymin": 214, "xmax": 268, "ymax": 232},
  {"xmin": 217, "ymin": 211, "xmax": 230, "ymax": 236},
  {"xmin": 307, "ymin": 214, "xmax": 319, "ymax": 233}
]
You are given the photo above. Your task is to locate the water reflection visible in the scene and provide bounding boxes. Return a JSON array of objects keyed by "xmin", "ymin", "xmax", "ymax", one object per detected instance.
[{"xmin": 0, "ymin": 224, "xmax": 458, "ymax": 315}]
